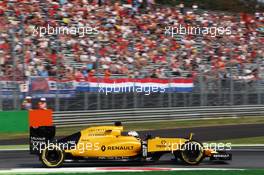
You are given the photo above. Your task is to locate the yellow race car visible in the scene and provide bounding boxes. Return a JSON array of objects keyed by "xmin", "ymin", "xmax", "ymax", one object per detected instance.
[{"xmin": 29, "ymin": 122, "xmax": 232, "ymax": 168}]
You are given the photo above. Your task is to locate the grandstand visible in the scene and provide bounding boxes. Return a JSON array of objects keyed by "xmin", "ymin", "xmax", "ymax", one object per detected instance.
[
  {"xmin": 0, "ymin": 0, "xmax": 263, "ymax": 79},
  {"xmin": 0, "ymin": 0, "xmax": 263, "ymax": 110}
]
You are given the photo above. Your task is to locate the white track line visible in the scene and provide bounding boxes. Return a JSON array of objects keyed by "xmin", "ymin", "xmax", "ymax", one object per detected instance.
[
  {"xmin": 0, "ymin": 148, "xmax": 28, "ymax": 151},
  {"xmin": 0, "ymin": 167, "xmax": 245, "ymax": 174},
  {"xmin": 230, "ymin": 144, "xmax": 264, "ymax": 147}
]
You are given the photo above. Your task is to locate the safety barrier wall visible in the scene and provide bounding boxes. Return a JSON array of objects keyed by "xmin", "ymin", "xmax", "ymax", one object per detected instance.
[
  {"xmin": 0, "ymin": 111, "xmax": 28, "ymax": 133},
  {"xmin": 0, "ymin": 110, "xmax": 53, "ymax": 133}
]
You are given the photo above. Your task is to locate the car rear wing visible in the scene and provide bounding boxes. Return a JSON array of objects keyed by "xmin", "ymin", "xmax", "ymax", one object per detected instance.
[{"xmin": 29, "ymin": 109, "xmax": 55, "ymax": 154}]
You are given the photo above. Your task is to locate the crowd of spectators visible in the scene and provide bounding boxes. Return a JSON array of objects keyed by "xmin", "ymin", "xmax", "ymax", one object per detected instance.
[{"xmin": 0, "ymin": 0, "xmax": 263, "ymax": 82}]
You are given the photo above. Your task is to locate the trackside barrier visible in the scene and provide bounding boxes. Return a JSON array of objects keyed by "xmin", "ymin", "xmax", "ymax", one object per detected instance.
[
  {"xmin": 28, "ymin": 109, "xmax": 53, "ymax": 128},
  {"xmin": 52, "ymin": 105, "xmax": 264, "ymax": 127},
  {"xmin": 0, "ymin": 110, "xmax": 53, "ymax": 133},
  {"xmin": 0, "ymin": 111, "xmax": 28, "ymax": 133}
]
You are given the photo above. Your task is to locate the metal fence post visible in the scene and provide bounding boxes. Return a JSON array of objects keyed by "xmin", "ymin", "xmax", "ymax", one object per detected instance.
[
  {"xmin": 159, "ymin": 93, "xmax": 163, "ymax": 107},
  {"xmin": 133, "ymin": 90, "xmax": 137, "ymax": 108},
  {"xmin": 189, "ymin": 92, "xmax": 193, "ymax": 107},
  {"xmin": 183, "ymin": 93, "xmax": 187, "ymax": 107},
  {"xmin": 55, "ymin": 39, "xmax": 60, "ymax": 111},
  {"xmin": 230, "ymin": 76, "xmax": 234, "ymax": 106},
  {"xmin": 122, "ymin": 93, "xmax": 127, "ymax": 109},
  {"xmin": 84, "ymin": 92, "xmax": 88, "ymax": 110},
  {"xmin": 245, "ymin": 82, "xmax": 249, "ymax": 105},
  {"xmin": 204, "ymin": 75, "xmax": 208, "ymax": 106},
  {"xmin": 257, "ymin": 79, "xmax": 261, "ymax": 105},
  {"xmin": 55, "ymin": 78, "xmax": 59, "ymax": 111},
  {"xmin": 168, "ymin": 79, "xmax": 172, "ymax": 107},
  {"xmin": 97, "ymin": 91, "xmax": 100, "ymax": 110},
  {"xmin": 97, "ymin": 85, "xmax": 101, "ymax": 110},
  {"xmin": 216, "ymin": 78, "xmax": 220, "ymax": 105},
  {"xmin": 199, "ymin": 74, "xmax": 205, "ymax": 106}
]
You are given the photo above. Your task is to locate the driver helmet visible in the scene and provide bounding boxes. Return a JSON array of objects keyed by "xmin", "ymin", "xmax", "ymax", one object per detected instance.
[{"xmin": 128, "ymin": 131, "xmax": 139, "ymax": 138}]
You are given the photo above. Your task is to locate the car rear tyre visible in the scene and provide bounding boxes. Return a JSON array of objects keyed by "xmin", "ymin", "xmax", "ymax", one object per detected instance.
[
  {"xmin": 40, "ymin": 144, "xmax": 65, "ymax": 168},
  {"xmin": 180, "ymin": 141, "xmax": 204, "ymax": 165}
]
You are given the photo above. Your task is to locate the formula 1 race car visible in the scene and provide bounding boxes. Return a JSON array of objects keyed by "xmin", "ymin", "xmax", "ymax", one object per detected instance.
[{"xmin": 29, "ymin": 121, "xmax": 232, "ymax": 168}]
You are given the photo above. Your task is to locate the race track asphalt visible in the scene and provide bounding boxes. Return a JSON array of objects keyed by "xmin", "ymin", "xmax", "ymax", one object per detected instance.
[
  {"xmin": 0, "ymin": 124, "xmax": 263, "ymax": 170},
  {"xmin": 138, "ymin": 123, "xmax": 264, "ymax": 141},
  {"xmin": 0, "ymin": 150, "xmax": 263, "ymax": 169}
]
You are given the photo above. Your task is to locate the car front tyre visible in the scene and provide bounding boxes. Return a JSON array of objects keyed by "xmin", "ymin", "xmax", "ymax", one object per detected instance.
[{"xmin": 180, "ymin": 141, "xmax": 204, "ymax": 165}]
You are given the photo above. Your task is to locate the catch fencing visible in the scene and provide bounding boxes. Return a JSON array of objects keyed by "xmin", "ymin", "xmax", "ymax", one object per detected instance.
[{"xmin": 1, "ymin": 77, "xmax": 264, "ymax": 111}]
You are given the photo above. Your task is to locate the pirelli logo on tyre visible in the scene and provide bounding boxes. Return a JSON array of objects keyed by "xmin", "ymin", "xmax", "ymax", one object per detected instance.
[{"xmin": 101, "ymin": 145, "xmax": 133, "ymax": 151}]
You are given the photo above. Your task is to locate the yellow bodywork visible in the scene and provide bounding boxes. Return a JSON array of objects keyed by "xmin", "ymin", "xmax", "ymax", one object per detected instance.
[
  {"xmin": 147, "ymin": 137, "xmax": 188, "ymax": 153},
  {"xmin": 64, "ymin": 125, "xmax": 213, "ymax": 158},
  {"xmin": 65, "ymin": 126, "xmax": 141, "ymax": 157}
]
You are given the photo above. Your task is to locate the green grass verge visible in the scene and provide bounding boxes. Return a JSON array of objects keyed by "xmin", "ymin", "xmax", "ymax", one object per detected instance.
[
  {"xmin": 0, "ymin": 116, "xmax": 264, "ymax": 140},
  {"xmin": 0, "ymin": 145, "xmax": 28, "ymax": 150},
  {"xmin": 3, "ymin": 170, "xmax": 264, "ymax": 175}
]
